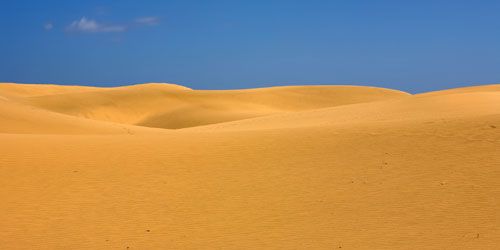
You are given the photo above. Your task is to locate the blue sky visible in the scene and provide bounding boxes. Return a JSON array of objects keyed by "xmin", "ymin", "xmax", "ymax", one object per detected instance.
[{"xmin": 1, "ymin": 0, "xmax": 499, "ymax": 93}]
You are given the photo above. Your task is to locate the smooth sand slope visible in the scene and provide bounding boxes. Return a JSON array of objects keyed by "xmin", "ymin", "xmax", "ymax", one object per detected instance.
[
  {"xmin": 23, "ymin": 83, "xmax": 409, "ymax": 129},
  {"xmin": 0, "ymin": 82, "xmax": 499, "ymax": 249},
  {"xmin": 0, "ymin": 97, "xmax": 157, "ymax": 135}
]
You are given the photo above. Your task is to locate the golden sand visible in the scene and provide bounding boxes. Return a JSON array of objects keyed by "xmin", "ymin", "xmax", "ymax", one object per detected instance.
[{"xmin": 0, "ymin": 82, "xmax": 498, "ymax": 249}]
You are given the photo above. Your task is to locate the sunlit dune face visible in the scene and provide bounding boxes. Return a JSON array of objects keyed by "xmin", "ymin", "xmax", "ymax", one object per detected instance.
[{"xmin": 0, "ymin": 83, "xmax": 499, "ymax": 249}]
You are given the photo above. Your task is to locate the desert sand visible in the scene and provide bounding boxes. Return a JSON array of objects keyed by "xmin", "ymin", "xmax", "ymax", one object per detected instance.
[{"xmin": 0, "ymin": 82, "xmax": 499, "ymax": 249}]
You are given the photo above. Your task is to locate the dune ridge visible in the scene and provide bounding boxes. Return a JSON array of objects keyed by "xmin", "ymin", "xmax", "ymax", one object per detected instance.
[
  {"xmin": 0, "ymin": 82, "xmax": 499, "ymax": 249},
  {"xmin": 3, "ymin": 83, "xmax": 410, "ymax": 129}
]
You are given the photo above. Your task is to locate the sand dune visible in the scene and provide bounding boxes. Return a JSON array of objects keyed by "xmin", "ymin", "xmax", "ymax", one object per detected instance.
[
  {"xmin": 0, "ymin": 94, "xmax": 161, "ymax": 135},
  {"xmin": 19, "ymin": 84, "xmax": 409, "ymax": 129},
  {"xmin": 0, "ymin": 82, "xmax": 100, "ymax": 97},
  {"xmin": 188, "ymin": 91, "xmax": 500, "ymax": 131},
  {"xmin": 0, "ymin": 82, "xmax": 499, "ymax": 249},
  {"xmin": 417, "ymin": 83, "xmax": 500, "ymax": 97}
]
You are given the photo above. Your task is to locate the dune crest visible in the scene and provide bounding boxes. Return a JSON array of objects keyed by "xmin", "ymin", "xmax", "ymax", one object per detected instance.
[
  {"xmin": 0, "ymin": 82, "xmax": 499, "ymax": 249},
  {"xmin": 5, "ymin": 83, "xmax": 410, "ymax": 129}
]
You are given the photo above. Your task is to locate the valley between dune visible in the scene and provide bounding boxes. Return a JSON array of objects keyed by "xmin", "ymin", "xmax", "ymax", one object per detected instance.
[{"xmin": 0, "ymin": 82, "xmax": 499, "ymax": 249}]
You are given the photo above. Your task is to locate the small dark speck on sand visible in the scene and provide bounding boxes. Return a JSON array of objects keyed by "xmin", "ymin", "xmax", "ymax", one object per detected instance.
[
  {"xmin": 146, "ymin": 230, "xmax": 150, "ymax": 232},
  {"xmin": 490, "ymin": 125, "xmax": 496, "ymax": 129}
]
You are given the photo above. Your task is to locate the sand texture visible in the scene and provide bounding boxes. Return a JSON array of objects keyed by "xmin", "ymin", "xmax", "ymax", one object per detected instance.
[{"xmin": 0, "ymin": 82, "xmax": 499, "ymax": 249}]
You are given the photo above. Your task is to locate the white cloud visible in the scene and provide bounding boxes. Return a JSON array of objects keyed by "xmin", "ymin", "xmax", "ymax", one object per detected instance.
[
  {"xmin": 135, "ymin": 16, "xmax": 160, "ymax": 26},
  {"xmin": 65, "ymin": 16, "xmax": 159, "ymax": 34},
  {"xmin": 44, "ymin": 22, "xmax": 53, "ymax": 30},
  {"xmin": 67, "ymin": 17, "xmax": 126, "ymax": 33}
]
